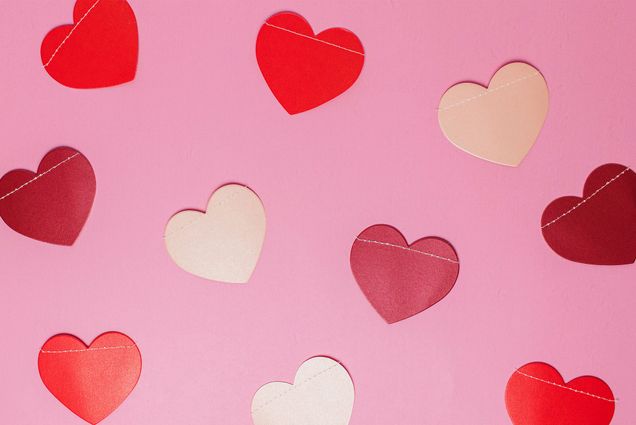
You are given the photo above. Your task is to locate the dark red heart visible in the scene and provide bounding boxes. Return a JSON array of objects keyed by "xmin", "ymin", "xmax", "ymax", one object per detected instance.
[
  {"xmin": 0, "ymin": 147, "xmax": 96, "ymax": 245},
  {"xmin": 38, "ymin": 332, "xmax": 142, "ymax": 424},
  {"xmin": 541, "ymin": 163, "xmax": 635, "ymax": 265},
  {"xmin": 41, "ymin": 0, "xmax": 138, "ymax": 88},
  {"xmin": 256, "ymin": 11, "xmax": 364, "ymax": 114},
  {"xmin": 350, "ymin": 224, "xmax": 460, "ymax": 323},
  {"xmin": 506, "ymin": 362, "xmax": 615, "ymax": 425}
]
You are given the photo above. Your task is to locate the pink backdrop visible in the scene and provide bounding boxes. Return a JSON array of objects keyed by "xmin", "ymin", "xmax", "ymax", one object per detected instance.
[{"xmin": 1, "ymin": 1, "xmax": 634, "ymax": 423}]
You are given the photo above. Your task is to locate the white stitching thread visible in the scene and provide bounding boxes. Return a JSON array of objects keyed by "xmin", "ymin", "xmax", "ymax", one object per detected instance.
[
  {"xmin": 43, "ymin": 0, "xmax": 102, "ymax": 68},
  {"xmin": 251, "ymin": 363, "xmax": 340, "ymax": 414},
  {"xmin": 438, "ymin": 72, "xmax": 540, "ymax": 111},
  {"xmin": 40, "ymin": 345, "xmax": 136, "ymax": 354},
  {"xmin": 0, "ymin": 153, "xmax": 80, "ymax": 201},
  {"xmin": 355, "ymin": 237, "xmax": 459, "ymax": 264},
  {"xmin": 515, "ymin": 369, "xmax": 617, "ymax": 402},
  {"xmin": 542, "ymin": 167, "xmax": 631, "ymax": 229},
  {"xmin": 264, "ymin": 22, "xmax": 364, "ymax": 56}
]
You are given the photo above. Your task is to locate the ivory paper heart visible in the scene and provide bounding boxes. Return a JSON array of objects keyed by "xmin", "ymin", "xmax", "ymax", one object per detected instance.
[
  {"xmin": 251, "ymin": 357, "xmax": 354, "ymax": 425},
  {"xmin": 38, "ymin": 332, "xmax": 142, "ymax": 424},
  {"xmin": 256, "ymin": 11, "xmax": 365, "ymax": 114},
  {"xmin": 164, "ymin": 184, "xmax": 266, "ymax": 283},
  {"xmin": 541, "ymin": 163, "xmax": 635, "ymax": 265},
  {"xmin": 0, "ymin": 147, "xmax": 96, "ymax": 245},
  {"xmin": 506, "ymin": 362, "xmax": 615, "ymax": 424},
  {"xmin": 438, "ymin": 62, "xmax": 548, "ymax": 166},
  {"xmin": 350, "ymin": 224, "xmax": 460, "ymax": 323},
  {"xmin": 41, "ymin": 0, "xmax": 138, "ymax": 88}
]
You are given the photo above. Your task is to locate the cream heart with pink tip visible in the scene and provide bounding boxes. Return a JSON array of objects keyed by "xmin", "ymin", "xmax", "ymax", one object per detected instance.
[
  {"xmin": 164, "ymin": 184, "xmax": 266, "ymax": 283},
  {"xmin": 438, "ymin": 62, "xmax": 549, "ymax": 166}
]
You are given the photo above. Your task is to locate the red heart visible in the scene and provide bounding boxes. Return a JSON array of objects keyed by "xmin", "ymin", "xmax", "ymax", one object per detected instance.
[
  {"xmin": 350, "ymin": 224, "xmax": 460, "ymax": 323},
  {"xmin": 256, "ymin": 12, "xmax": 364, "ymax": 114},
  {"xmin": 506, "ymin": 362, "xmax": 615, "ymax": 425},
  {"xmin": 41, "ymin": 0, "xmax": 138, "ymax": 88},
  {"xmin": 541, "ymin": 163, "xmax": 636, "ymax": 265},
  {"xmin": 38, "ymin": 332, "xmax": 142, "ymax": 425},
  {"xmin": 0, "ymin": 147, "xmax": 96, "ymax": 245}
]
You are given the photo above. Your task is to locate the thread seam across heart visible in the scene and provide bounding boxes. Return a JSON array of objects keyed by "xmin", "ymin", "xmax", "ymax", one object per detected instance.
[
  {"xmin": 542, "ymin": 166, "xmax": 631, "ymax": 229},
  {"xmin": 0, "ymin": 152, "xmax": 80, "ymax": 201},
  {"xmin": 438, "ymin": 71, "xmax": 540, "ymax": 111},
  {"xmin": 355, "ymin": 237, "xmax": 459, "ymax": 263},
  {"xmin": 251, "ymin": 363, "xmax": 340, "ymax": 414},
  {"xmin": 514, "ymin": 370, "xmax": 616, "ymax": 402},
  {"xmin": 264, "ymin": 22, "xmax": 364, "ymax": 56},
  {"xmin": 40, "ymin": 345, "xmax": 136, "ymax": 354},
  {"xmin": 44, "ymin": 0, "xmax": 103, "ymax": 68}
]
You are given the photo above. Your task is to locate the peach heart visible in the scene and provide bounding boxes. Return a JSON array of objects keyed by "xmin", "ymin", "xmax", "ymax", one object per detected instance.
[
  {"xmin": 163, "ymin": 184, "xmax": 266, "ymax": 283},
  {"xmin": 251, "ymin": 357, "xmax": 354, "ymax": 425},
  {"xmin": 438, "ymin": 62, "xmax": 549, "ymax": 166}
]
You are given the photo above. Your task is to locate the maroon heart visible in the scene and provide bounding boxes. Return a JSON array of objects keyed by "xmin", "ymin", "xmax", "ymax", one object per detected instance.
[{"xmin": 350, "ymin": 224, "xmax": 460, "ymax": 323}]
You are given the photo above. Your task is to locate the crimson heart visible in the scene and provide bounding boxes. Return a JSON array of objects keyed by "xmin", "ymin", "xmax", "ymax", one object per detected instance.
[
  {"xmin": 541, "ymin": 163, "xmax": 635, "ymax": 265},
  {"xmin": 38, "ymin": 332, "xmax": 142, "ymax": 425},
  {"xmin": 0, "ymin": 147, "xmax": 96, "ymax": 245},
  {"xmin": 506, "ymin": 362, "xmax": 615, "ymax": 425},
  {"xmin": 41, "ymin": 0, "xmax": 138, "ymax": 88},
  {"xmin": 350, "ymin": 224, "xmax": 460, "ymax": 323},
  {"xmin": 256, "ymin": 11, "xmax": 364, "ymax": 114}
]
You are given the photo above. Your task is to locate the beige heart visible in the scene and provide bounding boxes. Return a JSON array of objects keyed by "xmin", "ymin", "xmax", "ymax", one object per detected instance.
[
  {"xmin": 164, "ymin": 184, "xmax": 266, "ymax": 283},
  {"xmin": 251, "ymin": 357, "xmax": 354, "ymax": 425},
  {"xmin": 438, "ymin": 62, "xmax": 549, "ymax": 166}
]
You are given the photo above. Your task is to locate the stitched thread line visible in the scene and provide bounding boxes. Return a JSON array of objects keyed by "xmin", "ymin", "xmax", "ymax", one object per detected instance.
[
  {"xmin": 515, "ymin": 370, "xmax": 617, "ymax": 402},
  {"xmin": 43, "ymin": 0, "xmax": 102, "ymax": 67},
  {"xmin": 0, "ymin": 153, "xmax": 80, "ymax": 201},
  {"xmin": 355, "ymin": 237, "xmax": 459, "ymax": 264},
  {"xmin": 542, "ymin": 167, "xmax": 631, "ymax": 229},
  {"xmin": 438, "ymin": 72, "xmax": 540, "ymax": 111},
  {"xmin": 251, "ymin": 363, "xmax": 340, "ymax": 414},
  {"xmin": 264, "ymin": 22, "xmax": 364, "ymax": 56},
  {"xmin": 40, "ymin": 345, "xmax": 136, "ymax": 354}
]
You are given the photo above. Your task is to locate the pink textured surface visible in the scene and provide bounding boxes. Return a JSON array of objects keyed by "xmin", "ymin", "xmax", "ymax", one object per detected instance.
[{"xmin": 0, "ymin": 1, "xmax": 634, "ymax": 424}]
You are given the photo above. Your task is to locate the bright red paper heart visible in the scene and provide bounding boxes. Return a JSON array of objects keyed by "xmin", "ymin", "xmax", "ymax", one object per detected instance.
[
  {"xmin": 350, "ymin": 224, "xmax": 460, "ymax": 323},
  {"xmin": 0, "ymin": 147, "xmax": 96, "ymax": 245},
  {"xmin": 41, "ymin": 0, "xmax": 138, "ymax": 88},
  {"xmin": 541, "ymin": 163, "xmax": 635, "ymax": 265},
  {"xmin": 38, "ymin": 332, "xmax": 142, "ymax": 425},
  {"xmin": 506, "ymin": 362, "xmax": 615, "ymax": 425},
  {"xmin": 256, "ymin": 12, "xmax": 365, "ymax": 114}
]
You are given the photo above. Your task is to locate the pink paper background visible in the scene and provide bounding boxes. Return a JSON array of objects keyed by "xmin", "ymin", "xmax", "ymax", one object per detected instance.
[{"xmin": 1, "ymin": 1, "xmax": 634, "ymax": 423}]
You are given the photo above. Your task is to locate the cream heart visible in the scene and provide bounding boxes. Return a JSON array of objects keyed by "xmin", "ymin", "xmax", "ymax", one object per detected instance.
[
  {"xmin": 251, "ymin": 357, "xmax": 354, "ymax": 425},
  {"xmin": 438, "ymin": 62, "xmax": 549, "ymax": 166},
  {"xmin": 164, "ymin": 184, "xmax": 266, "ymax": 283}
]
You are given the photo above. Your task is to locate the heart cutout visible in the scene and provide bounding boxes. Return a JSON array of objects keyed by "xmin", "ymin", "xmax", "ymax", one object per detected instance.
[
  {"xmin": 38, "ymin": 332, "xmax": 142, "ymax": 425},
  {"xmin": 164, "ymin": 184, "xmax": 266, "ymax": 283},
  {"xmin": 41, "ymin": 0, "xmax": 138, "ymax": 88},
  {"xmin": 541, "ymin": 163, "xmax": 635, "ymax": 265},
  {"xmin": 251, "ymin": 357, "xmax": 354, "ymax": 425},
  {"xmin": 256, "ymin": 11, "xmax": 365, "ymax": 114},
  {"xmin": 438, "ymin": 62, "xmax": 549, "ymax": 166},
  {"xmin": 505, "ymin": 362, "xmax": 615, "ymax": 424},
  {"xmin": 350, "ymin": 224, "xmax": 460, "ymax": 323},
  {"xmin": 0, "ymin": 147, "xmax": 96, "ymax": 245}
]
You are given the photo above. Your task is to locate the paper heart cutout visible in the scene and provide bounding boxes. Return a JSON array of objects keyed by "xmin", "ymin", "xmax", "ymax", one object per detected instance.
[
  {"xmin": 256, "ymin": 11, "xmax": 364, "ymax": 114},
  {"xmin": 0, "ymin": 147, "xmax": 96, "ymax": 245},
  {"xmin": 541, "ymin": 163, "xmax": 635, "ymax": 265},
  {"xmin": 38, "ymin": 332, "xmax": 142, "ymax": 425},
  {"xmin": 41, "ymin": 0, "xmax": 138, "ymax": 88},
  {"xmin": 251, "ymin": 357, "xmax": 354, "ymax": 425},
  {"xmin": 505, "ymin": 362, "xmax": 615, "ymax": 425},
  {"xmin": 164, "ymin": 184, "xmax": 266, "ymax": 283},
  {"xmin": 438, "ymin": 62, "xmax": 549, "ymax": 166},
  {"xmin": 350, "ymin": 224, "xmax": 460, "ymax": 323}
]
